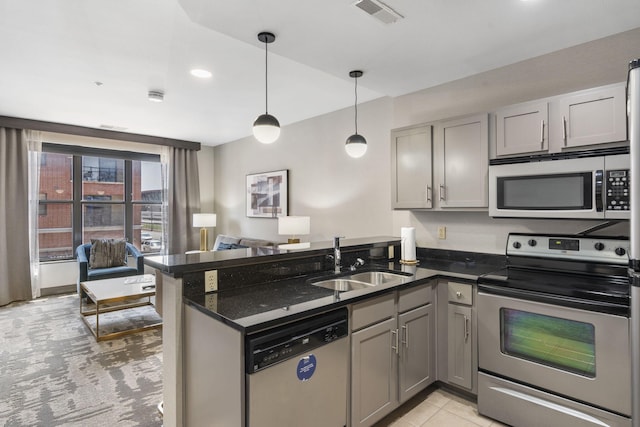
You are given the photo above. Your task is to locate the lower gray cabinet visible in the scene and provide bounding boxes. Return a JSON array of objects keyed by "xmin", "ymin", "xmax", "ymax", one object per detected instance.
[
  {"xmin": 399, "ymin": 303, "xmax": 435, "ymax": 402},
  {"xmin": 351, "ymin": 285, "xmax": 435, "ymax": 427},
  {"xmin": 447, "ymin": 303, "xmax": 472, "ymax": 389},
  {"xmin": 438, "ymin": 280, "xmax": 477, "ymax": 393},
  {"xmin": 351, "ymin": 316, "xmax": 398, "ymax": 427}
]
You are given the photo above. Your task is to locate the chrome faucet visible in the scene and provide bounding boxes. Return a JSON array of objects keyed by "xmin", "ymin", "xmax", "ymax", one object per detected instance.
[{"xmin": 334, "ymin": 236, "xmax": 342, "ymax": 274}]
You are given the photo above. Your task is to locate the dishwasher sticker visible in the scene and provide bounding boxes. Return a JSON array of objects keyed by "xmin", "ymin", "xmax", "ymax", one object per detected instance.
[{"xmin": 296, "ymin": 354, "xmax": 316, "ymax": 381}]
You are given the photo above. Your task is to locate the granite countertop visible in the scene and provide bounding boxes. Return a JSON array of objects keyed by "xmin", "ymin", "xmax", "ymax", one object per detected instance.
[{"xmin": 185, "ymin": 257, "xmax": 503, "ymax": 334}]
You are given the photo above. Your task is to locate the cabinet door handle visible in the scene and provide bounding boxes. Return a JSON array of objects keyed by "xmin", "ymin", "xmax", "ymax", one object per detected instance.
[
  {"xmin": 562, "ymin": 116, "xmax": 567, "ymax": 145},
  {"xmin": 540, "ymin": 120, "xmax": 545, "ymax": 148},
  {"xmin": 439, "ymin": 184, "xmax": 446, "ymax": 201},
  {"xmin": 426, "ymin": 185, "xmax": 432, "ymax": 203},
  {"xmin": 456, "ymin": 291, "xmax": 462, "ymax": 298},
  {"xmin": 391, "ymin": 329, "xmax": 399, "ymax": 354},
  {"xmin": 464, "ymin": 316, "xmax": 470, "ymax": 342},
  {"xmin": 401, "ymin": 325, "xmax": 409, "ymax": 348}
]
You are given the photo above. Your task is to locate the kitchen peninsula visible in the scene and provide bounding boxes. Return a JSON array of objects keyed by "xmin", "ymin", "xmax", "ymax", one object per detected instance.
[{"xmin": 145, "ymin": 237, "xmax": 503, "ymax": 427}]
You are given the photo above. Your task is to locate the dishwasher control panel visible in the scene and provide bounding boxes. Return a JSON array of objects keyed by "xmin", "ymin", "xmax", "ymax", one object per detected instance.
[{"xmin": 246, "ymin": 309, "xmax": 348, "ymax": 373}]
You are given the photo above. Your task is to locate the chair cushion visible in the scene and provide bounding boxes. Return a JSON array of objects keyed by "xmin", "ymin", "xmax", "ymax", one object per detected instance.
[
  {"xmin": 89, "ymin": 238, "xmax": 127, "ymax": 269},
  {"xmin": 87, "ymin": 266, "xmax": 139, "ymax": 280}
]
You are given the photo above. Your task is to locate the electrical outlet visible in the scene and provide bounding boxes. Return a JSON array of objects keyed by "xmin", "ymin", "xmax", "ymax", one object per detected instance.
[
  {"xmin": 204, "ymin": 270, "xmax": 218, "ymax": 292},
  {"xmin": 388, "ymin": 245, "xmax": 394, "ymax": 259},
  {"xmin": 438, "ymin": 226, "xmax": 446, "ymax": 240}
]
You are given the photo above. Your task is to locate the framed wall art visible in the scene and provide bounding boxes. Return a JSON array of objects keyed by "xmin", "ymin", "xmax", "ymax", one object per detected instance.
[{"xmin": 246, "ymin": 169, "xmax": 288, "ymax": 218}]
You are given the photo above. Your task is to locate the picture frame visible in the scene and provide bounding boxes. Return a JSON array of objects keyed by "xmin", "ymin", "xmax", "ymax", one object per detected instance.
[{"xmin": 246, "ymin": 169, "xmax": 288, "ymax": 218}]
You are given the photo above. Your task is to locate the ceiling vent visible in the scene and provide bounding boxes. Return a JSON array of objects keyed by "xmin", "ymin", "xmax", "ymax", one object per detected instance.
[{"xmin": 354, "ymin": 0, "xmax": 404, "ymax": 24}]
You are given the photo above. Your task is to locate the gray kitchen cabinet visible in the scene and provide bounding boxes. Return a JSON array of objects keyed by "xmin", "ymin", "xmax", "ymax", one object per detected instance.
[
  {"xmin": 351, "ymin": 316, "xmax": 398, "ymax": 427},
  {"xmin": 391, "ymin": 125, "xmax": 433, "ymax": 209},
  {"xmin": 392, "ymin": 114, "xmax": 489, "ymax": 211},
  {"xmin": 495, "ymin": 82, "xmax": 627, "ymax": 158},
  {"xmin": 557, "ymin": 83, "xmax": 627, "ymax": 149},
  {"xmin": 398, "ymin": 303, "xmax": 435, "ymax": 402},
  {"xmin": 447, "ymin": 303, "xmax": 473, "ymax": 390},
  {"xmin": 495, "ymin": 101, "xmax": 549, "ymax": 156},
  {"xmin": 435, "ymin": 114, "xmax": 489, "ymax": 208},
  {"xmin": 351, "ymin": 285, "xmax": 435, "ymax": 427},
  {"xmin": 437, "ymin": 280, "xmax": 477, "ymax": 393}
]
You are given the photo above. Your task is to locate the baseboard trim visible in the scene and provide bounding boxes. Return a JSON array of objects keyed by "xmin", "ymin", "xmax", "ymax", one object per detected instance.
[{"xmin": 41, "ymin": 285, "xmax": 76, "ymax": 296}]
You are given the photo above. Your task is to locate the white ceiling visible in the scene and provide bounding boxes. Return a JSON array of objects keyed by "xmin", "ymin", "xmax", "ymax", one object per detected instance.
[{"xmin": 0, "ymin": 0, "xmax": 639, "ymax": 146}]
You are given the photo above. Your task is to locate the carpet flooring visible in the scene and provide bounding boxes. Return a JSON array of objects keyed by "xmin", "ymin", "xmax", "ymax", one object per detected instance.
[{"xmin": 0, "ymin": 293, "xmax": 163, "ymax": 426}]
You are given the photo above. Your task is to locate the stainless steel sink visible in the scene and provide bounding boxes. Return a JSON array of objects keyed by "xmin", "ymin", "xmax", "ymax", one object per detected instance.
[
  {"xmin": 347, "ymin": 271, "xmax": 409, "ymax": 285},
  {"xmin": 311, "ymin": 279, "xmax": 374, "ymax": 292},
  {"xmin": 311, "ymin": 270, "xmax": 411, "ymax": 292}
]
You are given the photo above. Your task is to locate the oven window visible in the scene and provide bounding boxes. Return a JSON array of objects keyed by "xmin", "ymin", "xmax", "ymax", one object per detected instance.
[{"xmin": 500, "ymin": 308, "xmax": 595, "ymax": 377}]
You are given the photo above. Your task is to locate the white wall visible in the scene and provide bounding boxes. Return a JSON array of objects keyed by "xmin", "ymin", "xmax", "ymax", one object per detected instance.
[{"xmin": 214, "ymin": 97, "xmax": 394, "ymax": 243}]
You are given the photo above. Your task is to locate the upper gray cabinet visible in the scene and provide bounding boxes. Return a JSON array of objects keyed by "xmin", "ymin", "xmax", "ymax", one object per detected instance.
[
  {"xmin": 496, "ymin": 101, "xmax": 549, "ymax": 156},
  {"xmin": 391, "ymin": 125, "xmax": 433, "ymax": 209},
  {"xmin": 391, "ymin": 114, "xmax": 489, "ymax": 210},
  {"xmin": 436, "ymin": 114, "xmax": 489, "ymax": 208},
  {"xmin": 557, "ymin": 84, "xmax": 627, "ymax": 149},
  {"xmin": 494, "ymin": 82, "xmax": 627, "ymax": 158}
]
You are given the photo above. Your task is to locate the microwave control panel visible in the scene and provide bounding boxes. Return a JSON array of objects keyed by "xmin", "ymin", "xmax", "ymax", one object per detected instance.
[{"xmin": 605, "ymin": 169, "xmax": 630, "ymax": 211}]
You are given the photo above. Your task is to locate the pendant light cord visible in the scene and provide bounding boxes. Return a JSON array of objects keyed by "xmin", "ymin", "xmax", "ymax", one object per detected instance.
[
  {"xmin": 264, "ymin": 39, "xmax": 269, "ymax": 114},
  {"xmin": 354, "ymin": 75, "xmax": 358, "ymax": 134}
]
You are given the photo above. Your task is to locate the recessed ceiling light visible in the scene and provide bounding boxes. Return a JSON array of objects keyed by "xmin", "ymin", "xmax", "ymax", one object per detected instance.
[{"xmin": 190, "ymin": 68, "xmax": 212, "ymax": 79}]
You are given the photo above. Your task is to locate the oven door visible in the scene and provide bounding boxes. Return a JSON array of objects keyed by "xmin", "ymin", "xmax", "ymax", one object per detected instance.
[{"xmin": 477, "ymin": 291, "xmax": 630, "ymax": 417}]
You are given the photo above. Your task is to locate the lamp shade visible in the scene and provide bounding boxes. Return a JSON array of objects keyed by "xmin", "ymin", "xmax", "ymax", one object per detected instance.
[
  {"xmin": 193, "ymin": 213, "xmax": 217, "ymax": 228},
  {"xmin": 278, "ymin": 216, "xmax": 310, "ymax": 236}
]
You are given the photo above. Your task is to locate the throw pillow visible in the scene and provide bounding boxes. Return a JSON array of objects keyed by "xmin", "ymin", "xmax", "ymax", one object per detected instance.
[{"xmin": 89, "ymin": 238, "xmax": 127, "ymax": 269}]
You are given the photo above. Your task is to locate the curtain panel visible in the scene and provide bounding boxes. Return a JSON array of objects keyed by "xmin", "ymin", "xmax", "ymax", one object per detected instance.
[
  {"xmin": 0, "ymin": 127, "xmax": 34, "ymax": 306},
  {"xmin": 166, "ymin": 147, "xmax": 201, "ymax": 254}
]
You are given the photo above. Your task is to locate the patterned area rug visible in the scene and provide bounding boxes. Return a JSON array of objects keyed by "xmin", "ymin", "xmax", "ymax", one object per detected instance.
[{"xmin": 0, "ymin": 293, "xmax": 163, "ymax": 426}]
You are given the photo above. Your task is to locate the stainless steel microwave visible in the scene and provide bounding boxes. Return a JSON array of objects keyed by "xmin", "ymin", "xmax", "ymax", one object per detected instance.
[{"xmin": 489, "ymin": 153, "xmax": 630, "ymax": 219}]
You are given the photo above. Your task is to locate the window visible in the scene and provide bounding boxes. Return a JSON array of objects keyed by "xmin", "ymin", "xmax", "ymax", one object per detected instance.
[
  {"xmin": 37, "ymin": 145, "xmax": 163, "ymax": 261},
  {"xmin": 500, "ymin": 308, "xmax": 596, "ymax": 377}
]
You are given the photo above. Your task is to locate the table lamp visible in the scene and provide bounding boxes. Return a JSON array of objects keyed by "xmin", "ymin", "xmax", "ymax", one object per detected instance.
[
  {"xmin": 193, "ymin": 213, "xmax": 217, "ymax": 251},
  {"xmin": 278, "ymin": 216, "xmax": 310, "ymax": 244}
]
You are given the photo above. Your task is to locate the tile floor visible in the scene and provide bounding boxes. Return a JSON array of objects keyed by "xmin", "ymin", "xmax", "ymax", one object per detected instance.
[{"xmin": 374, "ymin": 386, "xmax": 507, "ymax": 427}]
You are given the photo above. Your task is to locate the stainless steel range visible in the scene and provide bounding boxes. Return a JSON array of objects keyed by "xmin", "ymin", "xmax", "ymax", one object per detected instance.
[{"xmin": 478, "ymin": 233, "xmax": 631, "ymax": 427}]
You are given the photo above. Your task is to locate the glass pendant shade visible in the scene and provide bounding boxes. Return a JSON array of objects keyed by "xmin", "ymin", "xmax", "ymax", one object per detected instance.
[
  {"xmin": 345, "ymin": 133, "xmax": 368, "ymax": 158},
  {"xmin": 253, "ymin": 113, "xmax": 281, "ymax": 144}
]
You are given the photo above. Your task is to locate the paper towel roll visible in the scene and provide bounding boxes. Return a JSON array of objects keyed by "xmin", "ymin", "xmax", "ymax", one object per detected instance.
[{"xmin": 401, "ymin": 227, "xmax": 416, "ymax": 262}]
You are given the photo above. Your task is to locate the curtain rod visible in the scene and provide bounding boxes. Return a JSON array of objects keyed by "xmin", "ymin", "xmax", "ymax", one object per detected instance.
[{"xmin": 0, "ymin": 115, "xmax": 201, "ymax": 151}]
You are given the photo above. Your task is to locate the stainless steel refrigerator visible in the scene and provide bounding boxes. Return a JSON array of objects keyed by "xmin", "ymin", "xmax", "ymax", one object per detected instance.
[{"xmin": 628, "ymin": 58, "xmax": 640, "ymax": 427}]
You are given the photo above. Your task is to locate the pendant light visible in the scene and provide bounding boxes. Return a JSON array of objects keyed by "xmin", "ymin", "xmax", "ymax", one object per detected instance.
[
  {"xmin": 253, "ymin": 32, "xmax": 280, "ymax": 144},
  {"xmin": 345, "ymin": 70, "xmax": 367, "ymax": 158}
]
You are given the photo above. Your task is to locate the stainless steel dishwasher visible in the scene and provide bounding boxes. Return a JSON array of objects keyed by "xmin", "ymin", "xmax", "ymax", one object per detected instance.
[{"xmin": 246, "ymin": 308, "xmax": 349, "ymax": 427}]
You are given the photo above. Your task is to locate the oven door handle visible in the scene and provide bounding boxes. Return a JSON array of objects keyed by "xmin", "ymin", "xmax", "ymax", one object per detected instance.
[{"xmin": 478, "ymin": 283, "xmax": 629, "ymax": 316}]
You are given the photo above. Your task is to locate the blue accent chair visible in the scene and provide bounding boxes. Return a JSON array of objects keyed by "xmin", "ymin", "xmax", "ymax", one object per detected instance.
[{"xmin": 76, "ymin": 242, "xmax": 144, "ymax": 295}]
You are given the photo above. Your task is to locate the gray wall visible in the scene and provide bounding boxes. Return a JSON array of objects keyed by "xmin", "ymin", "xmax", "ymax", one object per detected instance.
[
  {"xmin": 214, "ymin": 97, "xmax": 395, "ymax": 243},
  {"xmin": 213, "ymin": 29, "xmax": 639, "ymax": 254}
]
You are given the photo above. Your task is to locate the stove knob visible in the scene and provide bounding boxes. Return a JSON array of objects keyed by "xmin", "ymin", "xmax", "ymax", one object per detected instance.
[
  {"xmin": 615, "ymin": 247, "xmax": 627, "ymax": 257},
  {"xmin": 594, "ymin": 242, "xmax": 605, "ymax": 251},
  {"xmin": 528, "ymin": 239, "xmax": 537, "ymax": 247},
  {"xmin": 512, "ymin": 241, "xmax": 521, "ymax": 249}
]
